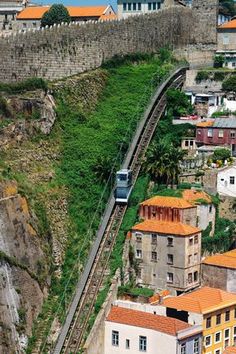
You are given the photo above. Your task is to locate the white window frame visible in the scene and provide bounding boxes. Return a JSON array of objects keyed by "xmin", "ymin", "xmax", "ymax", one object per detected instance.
[
  {"xmin": 139, "ymin": 335, "xmax": 147, "ymax": 352},
  {"xmin": 112, "ymin": 330, "xmax": 119, "ymax": 347},
  {"xmin": 214, "ymin": 349, "xmax": 221, "ymax": 354},
  {"xmin": 218, "ymin": 129, "xmax": 224, "ymax": 138},
  {"xmin": 214, "ymin": 331, "xmax": 221, "ymax": 344},
  {"xmin": 224, "ymin": 328, "xmax": 230, "ymax": 349},
  {"xmin": 205, "ymin": 335, "xmax": 212, "ymax": 347},
  {"xmin": 193, "ymin": 338, "xmax": 200, "ymax": 354},
  {"xmin": 167, "ymin": 272, "xmax": 173, "ymax": 283},
  {"xmin": 181, "ymin": 342, "xmax": 186, "ymax": 354},
  {"xmin": 136, "ymin": 249, "xmax": 142, "ymax": 259}
]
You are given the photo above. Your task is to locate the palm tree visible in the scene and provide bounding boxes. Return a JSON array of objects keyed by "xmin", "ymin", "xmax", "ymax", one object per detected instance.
[{"xmin": 143, "ymin": 139, "xmax": 185, "ymax": 185}]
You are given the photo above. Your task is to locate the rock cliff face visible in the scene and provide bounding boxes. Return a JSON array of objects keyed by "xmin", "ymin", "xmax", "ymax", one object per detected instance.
[{"xmin": 0, "ymin": 182, "xmax": 50, "ymax": 352}]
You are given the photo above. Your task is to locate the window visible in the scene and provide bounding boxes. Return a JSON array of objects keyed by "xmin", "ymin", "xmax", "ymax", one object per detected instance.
[
  {"xmin": 167, "ymin": 254, "xmax": 173, "ymax": 265},
  {"xmin": 112, "ymin": 330, "xmax": 119, "ymax": 346},
  {"xmin": 215, "ymin": 350, "xmax": 221, "ymax": 354},
  {"xmin": 194, "ymin": 253, "xmax": 198, "ymax": 263},
  {"xmin": 205, "ymin": 335, "xmax": 211, "ymax": 347},
  {"xmin": 148, "ymin": 2, "xmax": 152, "ymax": 10},
  {"xmin": 136, "ymin": 235, "xmax": 142, "ymax": 243},
  {"xmin": 153, "ymin": 2, "xmax": 156, "ymax": 10},
  {"xmin": 157, "ymin": 2, "xmax": 161, "ymax": 9},
  {"xmin": 216, "ymin": 314, "xmax": 221, "ymax": 325},
  {"xmin": 139, "ymin": 336, "xmax": 147, "ymax": 352},
  {"xmin": 181, "ymin": 343, "xmax": 186, "ymax": 354},
  {"xmin": 225, "ymin": 310, "xmax": 230, "ymax": 321},
  {"xmin": 234, "ymin": 308, "xmax": 236, "ymax": 318},
  {"xmin": 151, "ymin": 251, "xmax": 157, "ymax": 262},
  {"xmin": 233, "ymin": 326, "xmax": 236, "ymax": 345},
  {"xmin": 138, "ymin": 3, "xmax": 141, "ymax": 10},
  {"xmin": 133, "ymin": 2, "xmax": 136, "ymax": 10},
  {"xmin": 167, "ymin": 272, "xmax": 173, "ymax": 283},
  {"xmin": 151, "ymin": 234, "xmax": 157, "ymax": 244},
  {"xmin": 233, "ymin": 62, "xmax": 236, "ymax": 68},
  {"xmin": 188, "ymin": 273, "xmax": 193, "ymax": 283},
  {"xmin": 209, "ymin": 205, "xmax": 212, "ymax": 213},
  {"xmin": 189, "ymin": 238, "xmax": 193, "ymax": 246},
  {"xmin": 185, "ymin": 140, "xmax": 189, "ymax": 147},
  {"xmin": 194, "ymin": 338, "xmax": 199, "ymax": 354},
  {"xmin": 194, "ymin": 271, "xmax": 198, "ymax": 282},
  {"xmin": 231, "ymin": 131, "xmax": 235, "ymax": 139},
  {"xmin": 230, "ymin": 176, "xmax": 235, "ymax": 185},
  {"xmin": 224, "ymin": 328, "xmax": 230, "ymax": 348},
  {"xmin": 223, "ymin": 34, "xmax": 229, "ymax": 45},
  {"xmin": 190, "ymin": 140, "xmax": 194, "ymax": 146},
  {"xmin": 218, "ymin": 129, "xmax": 224, "ymax": 138},
  {"xmin": 194, "ymin": 235, "xmax": 198, "ymax": 244},
  {"xmin": 167, "ymin": 237, "xmax": 173, "ymax": 246},
  {"xmin": 128, "ymin": 3, "xmax": 131, "ymax": 10},
  {"xmin": 126, "ymin": 339, "xmax": 130, "ymax": 349},
  {"xmin": 188, "ymin": 254, "xmax": 192, "ymax": 265},
  {"xmin": 136, "ymin": 249, "xmax": 142, "ymax": 259},
  {"xmin": 208, "ymin": 128, "xmax": 213, "ymax": 138},
  {"xmin": 215, "ymin": 331, "xmax": 221, "ymax": 343},
  {"xmin": 123, "ymin": 3, "xmax": 127, "ymax": 11},
  {"xmin": 206, "ymin": 317, "xmax": 211, "ymax": 329}
]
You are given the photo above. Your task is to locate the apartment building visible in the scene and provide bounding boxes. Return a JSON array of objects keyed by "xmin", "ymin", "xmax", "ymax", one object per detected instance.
[
  {"xmin": 163, "ymin": 287, "xmax": 236, "ymax": 354},
  {"xmin": 117, "ymin": 0, "xmax": 164, "ymax": 19},
  {"xmin": 130, "ymin": 219, "xmax": 201, "ymax": 294},
  {"xmin": 105, "ymin": 305, "xmax": 202, "ymax": 354}
]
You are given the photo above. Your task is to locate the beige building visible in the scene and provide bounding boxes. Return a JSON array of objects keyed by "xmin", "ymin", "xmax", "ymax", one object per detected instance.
[
  {"xmin": 217, "ymin": 19, "xmax": 236, "ymax": 68},
  {"xmin": 202, "ymin": 249, "xmax": 236, "ymax": 293},
  {"xmin": 130, "ymin": 219, "xmax": 201, "ymax": 295}
]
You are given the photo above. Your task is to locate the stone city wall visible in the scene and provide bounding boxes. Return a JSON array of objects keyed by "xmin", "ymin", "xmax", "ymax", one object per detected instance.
[{"xmin": 0, "ymin": 0, "xmax": 218, "ymax": 82}]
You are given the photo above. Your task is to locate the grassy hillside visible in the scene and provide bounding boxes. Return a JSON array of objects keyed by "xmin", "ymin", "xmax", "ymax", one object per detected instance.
[{"xmin": 0, "ymin": 53, "xmax": 176, "ymax": 352}]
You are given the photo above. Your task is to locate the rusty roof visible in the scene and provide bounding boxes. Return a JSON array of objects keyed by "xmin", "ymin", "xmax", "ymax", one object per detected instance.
[
  {"xmin": 107, "ymin": 306, "xmax": 191, "ymax": 336},
  {"xmin": 202, "ymin": 249, "xmax": 236, "ymax": 270},
  {"xmin": 224, "ymin": 347, "xmax": 236, "ymax": 354},
  {"xmin": 219, "ymin": 19, "xmax": 236, "ymax": 29},
  {"xmin": 182, "ymin": 189, "xmax": 212, "ymax": 205},
  {"xmin": 163, "ymin": 287, "xmax": 236, "ymax": 314},
  {"xmin": 132, "ymin": 219, "xmax": 200, "ymax": 236},
  {"xmin": 140, "ymin": 196, "xmax": 194, "ymax": 209}
]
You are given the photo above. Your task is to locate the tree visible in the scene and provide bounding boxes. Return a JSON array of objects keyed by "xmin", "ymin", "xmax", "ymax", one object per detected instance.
[
  {"xmin": 219, "ymin": 0, "xmax": 236, "ymax": 16},
  {"xmin": 212, "ymin": 148, "xmax": 231, "ymax": 162},
  {"xmin": 222, "ymin": 75, "xmax": 236, "ymax": 92},
  {"xmin": 143, "ymin": 139, "xmax": 185, "ymax": 185},
  {"xmin": 166, "ymin": 88, "xmax": 193, "ymax": 117},
  {"xmin": 41, "ymin": 4, "xmax": 70, "ymax": 27}
]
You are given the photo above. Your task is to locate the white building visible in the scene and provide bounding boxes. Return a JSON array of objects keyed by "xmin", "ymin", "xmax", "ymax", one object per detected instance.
[
  {"xmin": 117, "ymin": 0, "xmax": 164, "ymax": 19},
  {"xmin": 105, "ymin": 305, "xmax": 202, "ymax": 354},
  {"xmin": 217, "ymin": 164, "xmax": 236, "ymax": 197}
]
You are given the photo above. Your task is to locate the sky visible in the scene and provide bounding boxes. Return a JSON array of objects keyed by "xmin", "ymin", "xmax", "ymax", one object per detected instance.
[{"xmin": 40, "ymin": 0, "xmax": 117, "ymax": 10}]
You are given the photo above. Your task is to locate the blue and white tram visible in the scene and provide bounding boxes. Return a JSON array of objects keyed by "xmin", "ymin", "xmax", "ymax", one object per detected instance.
[{"xmin": 114, "ymin": 169, "xmax": 133, "ymax": 203}]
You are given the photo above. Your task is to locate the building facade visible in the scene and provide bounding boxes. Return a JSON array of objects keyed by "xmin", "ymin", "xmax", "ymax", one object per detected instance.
[
  {"xmin": 196, "ymin": 118, "xmax": 236, "ymax": 156},
  {"xmin": 130, "ymin": 219, "xmax": 201, "ymax": 295},
  {"xmin": 217, "ymin": 165, "xmax": 236, "ymax": 197},
  {"xmin": 217, "ymin": 19, "xmax": 236, "ymax": 69},
  {"xmin": 117, "ymin": 0, "xmax": 164, "ymax": 19},
  {"xmin": 105, "ymin": 306, "xmax": 202, "ymax": 354},
  {"xmin": 139, "ymin": 196, "xmax": 197, "ymax": 226},
  {"xmin": 202, "ymin": 250, "xmax": 236, "ymax": 293},
  {"xmin": 163, "ymin": 287, "xmax": 236, "ymax": 354},
  {"xmin": 0, "ymin": 0, "xmax": 25, "ymax": 31}
]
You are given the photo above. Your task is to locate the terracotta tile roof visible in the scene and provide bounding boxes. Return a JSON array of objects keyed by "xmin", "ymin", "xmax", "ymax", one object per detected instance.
[
  {"xmin": 163, "ymin": 287, "xmax": 236, "ymax": 314},
  {"xmin": 224, "ymin": 347, "xmax": 236, "ymax": 354},
  {"xmin": 140, "ymin": 196, "xmax": 194, "ymax": 209},
  {"xmin": 107, "ymin": 306, "xmax": 191, "ymax": 336},
  {"xmin": 17, "ymin": 6, "xmax": 49, "ymax": 20},
  {"xmin": 219, "ymin": 19, "xmax": 236, "ymax": 29},
  {"xmin": 182, "ymin": 189, "xmax": 212, "ymax": 205},
  {"xmin": 196, "ymin": 121, "xmax": 214, "ymax": 127},
  {"xmin": 17, "ymin": 5, "xmax": 113, "ymax": 20},
  {"xmin": 202, "ymin": 249, "xmax": 236, "ymax": 270},
  {"xmin": 132, "ymin": 219, "xmax": 200, "ymax": 236}
]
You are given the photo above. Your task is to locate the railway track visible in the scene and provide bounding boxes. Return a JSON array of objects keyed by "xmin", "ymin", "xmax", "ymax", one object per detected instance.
[{"xmin": 53, "ymin": 66, "xmax": 188, "ymax": 354}]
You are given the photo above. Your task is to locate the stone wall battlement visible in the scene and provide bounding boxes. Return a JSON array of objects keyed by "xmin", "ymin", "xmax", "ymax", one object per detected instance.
[{"xmin": 0, "ymin": 1, "xmax": 218, "ymax": 82}]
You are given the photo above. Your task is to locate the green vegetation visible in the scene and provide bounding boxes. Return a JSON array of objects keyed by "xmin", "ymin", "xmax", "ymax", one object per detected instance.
[
  {"xmin": 41, "ymin": 4, "xmax": 70, "ymax": 27},
  {"xmin": 26, "ymin": 53, "xmax": 174, "ymax": 352},
  {"xmin": 219, "ymin": 0, "xmax": 236, "ymax": 16},
  {"xmin": 0, "ymin": 78, "xmax": 47, "ymax": 94},
  {"xmin": 212, "ymin": 148, "xmax": 231, "ymax": 163},
  {"xmin": 222, "ymin": 75, "xmax": 236, "ymax": 92},
  {"xmin": 166, "ymin": 88, "xmax": 193, "ymax": 116},
  {"xmin": 214, "ymin": 55, "xmax": 225, "ymax": 69},
  {"xmin": 118, "ymin": 284, "xmax": 154, "ymax": 298},
  {"xmin": 196, "ymin": 70, "xmax": 210, "ymax": 82}
]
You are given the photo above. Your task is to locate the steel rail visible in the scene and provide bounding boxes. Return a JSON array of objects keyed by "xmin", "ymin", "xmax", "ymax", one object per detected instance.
[{"xmin": 53, "ymin": 65, "xmax": 188, "ymax": 354}]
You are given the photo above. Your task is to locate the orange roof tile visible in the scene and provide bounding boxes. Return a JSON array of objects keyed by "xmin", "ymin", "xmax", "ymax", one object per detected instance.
[
  {"xmin": 196, "ymin": 121, "xmax": 214, "ymax": 127},
  {"xmin": 140, "ymin": 196, "xmax": 194, "ymax": 209},
  {"xmin": 182, "ymin": 189, "xmax": 212, "ymax": 205},
  {"xmin": 202, "ymin": 249, "xmax": 236, "ymax": 270},
  {"xmin": 17, "ymin": 5, "xmax": 113, "ymax": 20},
  {"xmin": 219, "ymin": 19, "xmax": 236, "ymax": 29},
  {"xmin": 224, "ymin": 347, "xmax": 236, "ymax": 354},
  {"xmin": 163, "ymin": 287, "xmax": 236, "ymax": 314},
  {"xmin": 132, "ymin": 220, "xmax": 200, "ymax": 236},
  {"xmin": 107, "ymin": 306, "xmax": 191, "ymax": 336},
  {"xmin": 17, "ymin": 6, "xmax": 49, "ymax": 20}
]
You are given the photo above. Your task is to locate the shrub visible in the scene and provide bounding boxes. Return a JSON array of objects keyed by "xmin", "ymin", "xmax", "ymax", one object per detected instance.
[
  {"xmin": 41, "ymin": 4, "xmax": 70, "ymax": 27},
  {"xmin": 196, "ymin": 71, "xmax": 210, "ymax": 82},
  {"xmin": 212, "ymin": 148, "xmax": 231, "ymax": 162},
  {"xmin": 222, "ymin": 75, "xmax": 236, "ymax": 92},
  {"xmin": 214, "ymin": 55, "xmax": 224, "ymax": 68},
  {"xmin": 0, "ymin": 78, "xmax": 47, "ymax": 94}
]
